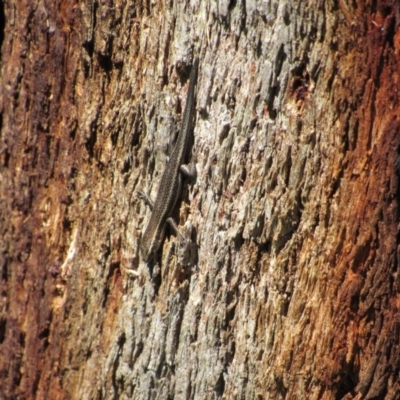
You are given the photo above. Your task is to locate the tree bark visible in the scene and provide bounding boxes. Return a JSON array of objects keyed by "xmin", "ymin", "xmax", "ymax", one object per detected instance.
[{"xmin": 1, "ymin": 0, "xmax": 400, "ymax": 399}]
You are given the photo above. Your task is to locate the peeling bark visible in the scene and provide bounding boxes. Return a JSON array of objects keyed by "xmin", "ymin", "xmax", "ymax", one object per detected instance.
[{"xmin": 1, "ymin": 1, "xmax": 400, "ymax": 399}]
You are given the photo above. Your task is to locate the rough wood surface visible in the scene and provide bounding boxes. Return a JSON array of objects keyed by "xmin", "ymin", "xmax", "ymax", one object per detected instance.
[{"xmin": 1, "ymin": 1, "xmax": 400, "ymax": 399}]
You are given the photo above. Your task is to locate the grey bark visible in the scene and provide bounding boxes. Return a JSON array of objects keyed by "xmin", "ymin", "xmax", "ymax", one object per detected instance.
[{"xmin": 1, "ymin": 1, "xmax": 399, "ymax": 399}]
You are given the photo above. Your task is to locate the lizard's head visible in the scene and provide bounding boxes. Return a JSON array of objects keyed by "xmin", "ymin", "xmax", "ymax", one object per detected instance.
[
  {"xmin": 140, "ymin": 239, "xmax": 156, "ymax": 262},
  {"xmin": 140, "ymin": 226, "xmax": 165, "ymax": 262}
]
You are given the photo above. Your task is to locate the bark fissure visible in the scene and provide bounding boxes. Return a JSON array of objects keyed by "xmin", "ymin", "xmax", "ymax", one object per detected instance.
[{"xmin": 1, "ymin": 1, "xmax": 400, "ymax": 399}]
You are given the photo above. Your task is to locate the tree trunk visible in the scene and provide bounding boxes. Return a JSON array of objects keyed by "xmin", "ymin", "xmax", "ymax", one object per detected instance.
[{"xmin": 1, "ymin": 1, "xmax": 399, "ymax": 399}]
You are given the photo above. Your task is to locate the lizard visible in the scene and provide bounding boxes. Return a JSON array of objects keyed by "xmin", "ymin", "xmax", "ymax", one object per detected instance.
[{"xmin": 140, "ymin": 57, "xmax": 199, "ymax": 262}]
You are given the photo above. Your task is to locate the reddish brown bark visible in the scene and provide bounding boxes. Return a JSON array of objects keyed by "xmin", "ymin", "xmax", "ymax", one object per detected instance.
[{"xmin": 1, "ymin": 1, "xmax": 400, "ymax": 399}]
